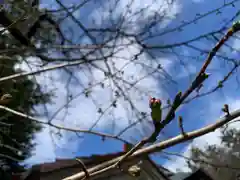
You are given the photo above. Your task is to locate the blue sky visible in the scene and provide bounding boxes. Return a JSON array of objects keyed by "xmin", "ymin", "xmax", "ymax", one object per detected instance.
[{"xmin": 16, "ymin": 0, "xmax": 240, "ymax": 173}]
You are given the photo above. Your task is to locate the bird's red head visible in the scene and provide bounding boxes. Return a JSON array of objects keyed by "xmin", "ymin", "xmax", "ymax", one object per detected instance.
[{"xmin": 149, "ymin": 97, "xmax": 161, "ymax": 108}]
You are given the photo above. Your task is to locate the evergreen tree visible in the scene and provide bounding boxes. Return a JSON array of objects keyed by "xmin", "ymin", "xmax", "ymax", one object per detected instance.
[{"xmin": 0, "ymin": 0, "xmax": 54, "ymax": 176}]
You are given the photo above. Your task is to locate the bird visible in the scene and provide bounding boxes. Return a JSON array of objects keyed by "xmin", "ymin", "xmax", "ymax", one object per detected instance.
[
  {"xmin": 149, "ymin": 97, "xmax": 162, "ymax": 127},
  {"xmin": 0, "ymin": 94, "xmax": 12, "ymax": 105}
]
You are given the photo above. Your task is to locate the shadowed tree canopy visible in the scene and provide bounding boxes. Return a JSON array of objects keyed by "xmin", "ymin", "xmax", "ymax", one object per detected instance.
[
  {"xmin": 187, "ymin": 127, "xmax": 240, "ymax": 180},
  {"xmin": 0, "ymin": 0, "xmax": 53, "ymax": 176}
]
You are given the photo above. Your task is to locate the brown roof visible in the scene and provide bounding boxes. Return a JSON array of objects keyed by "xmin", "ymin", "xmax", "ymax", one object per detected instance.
[
  {"xmin": 19, "ymin": 152, "xmax": 125, "ymax": 179},
  {"xmin": 23, "ymin": 152, "xmax": 124, "ymax": 174},
  {"xmin": 21, "ymin": 151, "xmax": 172, "ymax": 180},
  {"xmin": 36, "ymin": 152, "xmax": 125, "ymax": 173}
]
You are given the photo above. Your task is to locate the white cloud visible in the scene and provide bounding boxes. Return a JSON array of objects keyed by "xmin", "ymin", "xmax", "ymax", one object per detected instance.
[
  {"xmin": 11, "ymin": 0, "xmax": 183, "ymax": 165},
  {"xmin": 16, "ymin": 54, "xmax": 156, "ymax": 164},
  {"xmin": 23, "ymin": 125, "xmax": 56, "ymax": 166},
  {"xmin": 18, "ymin": 33, "xmax": 174, "ymax": 165},
  {"xmin": 90, "ymin": 0, "xmax": 181, "ymax": 31}
]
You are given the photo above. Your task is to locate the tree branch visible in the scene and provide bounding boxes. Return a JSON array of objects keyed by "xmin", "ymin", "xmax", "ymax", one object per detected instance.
[
  {"xmin": 178, "ymin": 116, "xmax": 186, "ymax": 136},
  {"xmin": 76, "ymin": 158, "xmax": 90, "ymax": 179},
  {"xmin": 0, "ymin": 105, "xmax": 129, "ymax": 144},
  {"xmin": 110, "ymin": 20, "xmax": 240, "ymax": 168},
  {"xmin": 0, "ymin": 59, "xmax": 97, "ymax": 83},
  {"xmin": 62, "ymin": 108, "xmax": 240, "ymax": 180}
]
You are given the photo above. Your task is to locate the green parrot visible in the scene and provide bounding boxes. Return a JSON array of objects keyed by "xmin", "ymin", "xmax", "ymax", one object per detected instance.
[
  {"xmin": 149, "ymin": 97, "xmax": 162, "ymax": 127},
  {"xmin": 123, "ymin": 143, "xmax": 133, "ymax": 152}
]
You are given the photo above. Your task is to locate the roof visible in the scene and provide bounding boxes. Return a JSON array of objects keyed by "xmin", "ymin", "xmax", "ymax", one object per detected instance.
[
  {"xmin": 36, "ymin": 152, "xmax": 125, "ymax": 173},
  {"xmin": 21, "ymin": 151, "xmax": 172, "ymax": 179}
]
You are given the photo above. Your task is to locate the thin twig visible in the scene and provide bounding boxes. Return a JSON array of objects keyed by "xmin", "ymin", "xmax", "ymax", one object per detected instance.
[
  {"xmin": 0, "ymin": 105, "xmax": 129, "ymax": 143},
  {"xmin": 178, "ymin": 116, "xmax": 186, "ymax": 136},
  {"xmin": 76, "ymin": 158, "xmax": 90, "ymax": 179},
  {"xmin": 0, "ymin": 59, "xmax": 98, "ymax": 83}
]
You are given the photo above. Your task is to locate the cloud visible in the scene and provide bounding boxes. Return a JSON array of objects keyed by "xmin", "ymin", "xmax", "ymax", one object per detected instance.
[
  {"xmin": 16, "ymin": 0, "xmax": 181, "ymax": 164},
  {"xmin": 23, "ymin": 125, "xmax": 56, "ymax": 166},
  {"xmin": 19, "ymin": 44, "xmax": 172, "ymax": 164},
  {"xmin": 90, "ymin": 0, "xmax": 181, "ymax": 31}
]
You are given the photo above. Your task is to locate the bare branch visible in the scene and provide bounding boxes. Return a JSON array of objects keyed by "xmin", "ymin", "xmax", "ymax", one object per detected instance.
[
  {"xmin": 63, "ymin": 108, "xmax": 240, "ymax": 180},
  {"xmin": 108, "ymin": 20, "xmax": 240, "ymax": 169},
  {"xmin": 76, "ymin": 158, "xmax": 90, "ymax": 180},
  {"xmin": 0, "ymin": 105, "xmax": 129, "ymax": 143},
  {"xmin": 0, "ymin": 59, "xmax": 97, "ymax": 83},
  {"xmin": 178, "ymin": 116, "xmax": 186, "ymax": 136}
]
